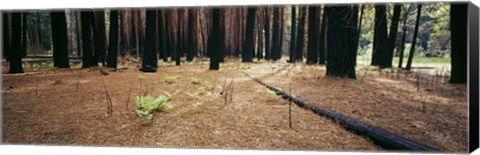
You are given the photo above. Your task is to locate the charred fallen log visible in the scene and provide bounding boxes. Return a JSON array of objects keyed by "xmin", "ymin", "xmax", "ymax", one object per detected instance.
[{"xmin": 246, "ymin": 74, "xmax": 439, "ymax": 152}]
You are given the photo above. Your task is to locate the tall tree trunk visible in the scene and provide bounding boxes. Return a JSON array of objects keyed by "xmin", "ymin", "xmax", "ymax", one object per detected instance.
[
  {"xmin": 142, "ymin": 10, "xmax": 158, "ymax": 70},
  {"xmin": 449, "ymin": 3, "xmax": 467, "ymax": 83},
  {"xmin": 405, "ymin": 4, "xmax": 422, "ymax": 71},
  {"xmin": 288, "ymin": 5, "xmax": 297, "ymax": 63},
  {"xmin": 93, "ymin": 10, "xmax": 107, "ymax": 66},
  {"xmin": 318, "ymin": 6, "xmax": 327, "ymax": 65},
  {"xmin": 50, "ymin": 11, "xmax": 70, "ymax": 68},
  {"xmin": 306, "ymin": 6, "xmax": 318, "ymax": 64},
  {"xmin": 385, "ymin": 4, "xmax": 401, "ymax": 68},
  {"xmin": 325, "ymin": 6, "xmax": 358, "ymax": 79},
  {"xmin": 264, "ymin": 7, "xmax": 271, "ymax": 60},
  {"xmin": 242, "ymin": 7, "xmax": 257, "ymax": 62},
  {"xmin": 157, "ymin": 9, "xmax": 168, "ymax": 62},
  {"xmin": 271, "ymin": 7, "xmax": 282, "ymax": 60},
  {"xmin": 371, "ymin": 5, "xmax": 388, "ymax": 67},
  {"xmin": 9, "ymin": 13, "xmax": 24, "ymax": 73},
  {"xmin": 81, "ymin": 11, "xmax": 94, "ymax": 68},
  {"xmin": 398, "ymin": 4, "xmax": 412, "ymax": 68},
  {"xmin": 295, "ymin": 6, "xmax": 306, "ymax": 61},
  {"xmin": 187, "ymin": 9, "xmax": 195, "ymax": 62},
  {"xmin": 209, "ymin": 8, "xmax": 221, "ymax": 70},
  {"xmin": 3, "ymin": 13, "xmax": 11, "ymax": 61},
  {"xmin": 107, "ymin": 10, "xmax": 119, "ymax": 69},
  {"xmin": 75, "ymin": 12, "xmax": 82, "ymax": 57},
  {"xmin": 21, "ymin": 13, "xmax": 27, "ymax": 58}
]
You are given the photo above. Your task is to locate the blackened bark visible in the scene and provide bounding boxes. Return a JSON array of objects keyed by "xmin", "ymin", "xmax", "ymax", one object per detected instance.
[
  {"xmin": 157, "ymin": 10, "xmax": 168, "ymax": 62},
  {"xmin": 242, "ymin": 7, "xmax": 257, "ymax": 62},
  {"xmin": 3, "ymin": 13, "xmax": 11, "ymax": 61},
  {"xmin": 271, "ymin": 7, "xmax": 282, "ymax": 60},
  {"xmin": 288, "ymin": 5, "xmax": 297, "ymax": 63},
  {"xmin": 107, "ymin": 10, "xmax": 119, "ymax": 69},
  {"xmin": 405, "ymin": 4, "xmax": 422, "ymax": 71},
  {"xmin": 93, "ymin": 11, "xmax": 107, "ymax": 66},
  {"xmin": 50, "ymin": 11, "xmax": 70, "ymax": 68},
  {"xmin": 306, "ymin": 6, "xmax": 318, "ymax": 64},
  {"xmin": 21, "ymin": 13, "xmax": 27, "ymax": 58},
  {"xmin": 449, "ymin": 4, "xmax": 467, "ymax": 83},
  {"xmin": 371, "ymin": 5, "xmax": 388, "ymax": 67},
  {"xmin": 8, "ymin": 13, "xmax": 24, "ymax": 73},
  {"xmin": 385, "ymin": 4, "xmax": 401, "ymax": 68},
  {"xmin": 142, "ymin": 10, "xmax": 158, "ymax": 70},
  {"xmin": 81, "ymin": 11, "xmax": 95, "ymax": 68},
  {"xmin": 398, "ymin": 5, "xmax": 412, "ymax": 68},
  {"xmin": 187, "ymin": 9, "xmax": 195, "ymax": 62},
  {"xmin": 318, "ymin": 6, "xmax": 327, "ymax": 65},
  {"xmin": 264, "ymin": 7, "xmax": 271, "ymax": 60},
  {"xmin": 325, "ymin": 6, "xmax": 357, "ymax": 79},
  {"xmin": 295, "ymin": 6, "xmax": 306, "ymax": 61},
  {"xmin": 209, "ymin": 8, "xmax": 221, "ymax": 70}
]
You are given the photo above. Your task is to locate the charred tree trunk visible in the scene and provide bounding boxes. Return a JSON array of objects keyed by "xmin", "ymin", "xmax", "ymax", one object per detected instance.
[
  {"xmin": 318, "ymin": 6, "xmax": 327, "ymax": 65},
  {"xmin": 264, "ymin": 7, "xmax": 271, "ymax": 60},
  {"xmin": 21, "ymin": 13, "xmax": 27, "ymax": 58},
  {"xmin": 325, "ymin": 6, "xmax": 358, "ymax": 79},
  {"xmin": 187, "ymin": 9, "xmax": 195, "ymax": 62},
  {"xmin": 93, "ymin": 10, "xmax": 107, "ymax": 66},
  {"xmin": 209, "ymin": 8, "xmax": 221, "ymax": 70},
  {"xmin": 271, "ymin": 7, "xmax": 282, "ymax": 61},
  {"xmin": 242, "ymin": 7, "xmax": 257, "ymax": 62},
  {"xmin": 8, "ymin": 13, "xmax": 24, "ymax": 73},
  {"xmin": 3, "ymin": 13, "xmax": 11, "ymax": 62},
  {"xmin": 398, "ymin": 5, "xmax": 412, "ymax": 68},
  {"xmin": 405, "ymin": 4, "xmax": 422, "ymax": 71},
  {"xmin": 449, "ymin": 4, "xmax": 467, "ymax": 83},
  {"xmin": 306, "ymin": 6, "xmax": 319, "ymax": 64},
  {"xmin": 158, "ymin": 9, "xmax": 168, "ymax": 62},
  {"xmin": 81, "ymin": 11, "xmax": 95, "ymax": 68},
  {"xmin": 50, "ymin": 11, "xmax": 70, "ymax": 68},
  {"xmin": 141, "ymin": 10, "xmax": 158, "ymax": 71},
  {"xmin": 385, "ymin": 4, "xmax": 401, "ymax": 68},
  {"xmin": 107, "ymin": 10, "xmax": 119, "ymax": 69},
  {"xmin": 288, "ymin": 5, "xmax": 297, "ymax": 63},
  {"xmin": 371, "ymin": 5, "xmax": 388, "ymax": 67},
  {"xmin": 295, "ymin": 6, "xmax": 306, "ymax": 62}
]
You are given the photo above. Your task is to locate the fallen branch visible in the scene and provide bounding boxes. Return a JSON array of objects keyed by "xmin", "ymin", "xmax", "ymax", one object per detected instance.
[
  {"xmin": 244, "ymin": 73, "xmax": 438, "ymax": 152},
  {"xmin": 102, "ymin": 81, "xmax": 113, "ymax": 117}
]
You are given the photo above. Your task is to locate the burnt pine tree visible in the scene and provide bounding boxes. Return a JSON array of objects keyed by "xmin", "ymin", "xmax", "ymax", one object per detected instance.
[
  {"xmin": 271, "ymin": 7, "xmax": 282, "ymax": 60},
  {"xmin": 157, "ymin": 9, "xmax": 169, "ymax": 62},
  {"xmin": 107, "ymin": 10, "xmax": 119, "ymax": 69},
  {"xmin": 325, "ymin": 6, "xmax": 358, "ymax": 79},
  {"xmin": 3, "ymin": 13, "xmax": 11, "ymax": 62},
  {"xmin": 21, "ymin": 13, "xmax": 27, "ymax": 58},
  {"xmin": 449, "ymin": 3, "xmax": 467, "ymax": 83},
  {"xmin": 306, "ymin": 6, "xmax": 319, "ymax": 64},
  {"xmin": 264, "ymin": 7, "xmax": 271, "ymax": 60},
  {"xmin": 295, "ymin": 6, "xmax": 306, "ymax": 61},
  {"xmin": 141, "ymin": 10, "xmax": 158, "ymax": 72},
  {"xmin": 50, "ymin": 11, "xmax": 70, "ymax": 68},
  {"xmin": 288, "ymin": 5, "xmax": 297, "ymax": 63},
  {"xmin": 9, "ymin": 13, "xmax": 24, "ymax": 73},
  {"xmin": 209, "ymin": 8, "xmax": 221, "ymax": 70},
  {"xmin": 81, "ymin": 11, "xmax": 95, "ymax": 68},
  {"xmin": 187, "ymin": 9, "xmax": 196, "ymax": 62},
  {"xmin": 242, "ymin": 7, "xmax": 257, "ymax": 62},
  {"xmin": 405, "ymin": 4, "xmax": 422, "ymax": 71},
  {"xmin": 318, "ymin": 6, "xmax": 327, "ymax": 65},
  {"xmin": 398, "ymin": 4, "xmax": 413, "ymax": 68},
  {"xmin": 93, "ymin": 10, "xmax": 107, "ymax": 66},
  {"xmin": 384, "ymin": 4, "xmax": 401, "ymax": 68},
  {"xmin": 371, "ymin": 5, "xmax": 388, "ymax": 67}
]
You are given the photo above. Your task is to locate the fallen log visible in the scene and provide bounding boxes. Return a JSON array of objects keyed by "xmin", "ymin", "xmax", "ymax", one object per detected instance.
[{"xmin": 247, "ymin": 74, "xmax": 439, "ymax": 152}]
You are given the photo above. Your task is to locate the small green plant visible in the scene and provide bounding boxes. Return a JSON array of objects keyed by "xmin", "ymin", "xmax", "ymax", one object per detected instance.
[
  {"xmin": 267, "ymin": 90, "xmax": 281, "ymax": 98},
  {"xmin": 135, "ymin": 95, "xmax": 172, "ymax": 120},
  {"xmin": 203, "ymin": 81, "xmax": 214, "ymax": 91},
  {"xmin": 187, "ymin": 87, "xmax": 206, "ymax": 98},
  {"xmin": 192, "ymin": 102, "xmax": 204, "ymax": 110},
  {"xmin": 191, "ymin": 77, "xmax": 202, "ymax": 84},
  {"xmin": 165, "ymin": 75, "xmax": 181, "ymax": 84}
]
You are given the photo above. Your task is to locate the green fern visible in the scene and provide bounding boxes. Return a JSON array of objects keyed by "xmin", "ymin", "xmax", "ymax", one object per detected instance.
[{"xmin": 135, "ymin": 95, "xmax": 172, "ymax": 120}]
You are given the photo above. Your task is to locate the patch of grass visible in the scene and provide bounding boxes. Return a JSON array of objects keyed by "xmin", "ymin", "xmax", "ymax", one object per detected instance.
[
  {"xmin": 203, "ymin": 81, "xmax": 214, "ymax": 91},
  {"xmin": 164, "ymin": 75, "xmax": 181, "ymax": 84},
  {"xmin": 191, "ymin": 77, "xmax": 202, "ymax": 85},
  {"xmin": 135, "ymin": 95, "xmax": 172, "ymax": 120},
  {"xmin": 192, "ymin": 102, "xmax": 204, "ymax": 110},
  {"xmin": 187, "ymin": 87, "xmax": 207, "ymax": 98}
]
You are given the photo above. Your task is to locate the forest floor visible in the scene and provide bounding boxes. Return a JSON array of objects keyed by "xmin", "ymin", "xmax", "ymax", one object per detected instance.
[{"xmin": 1, "ymin": 56, "xmax": 468, "ymax": 152}]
